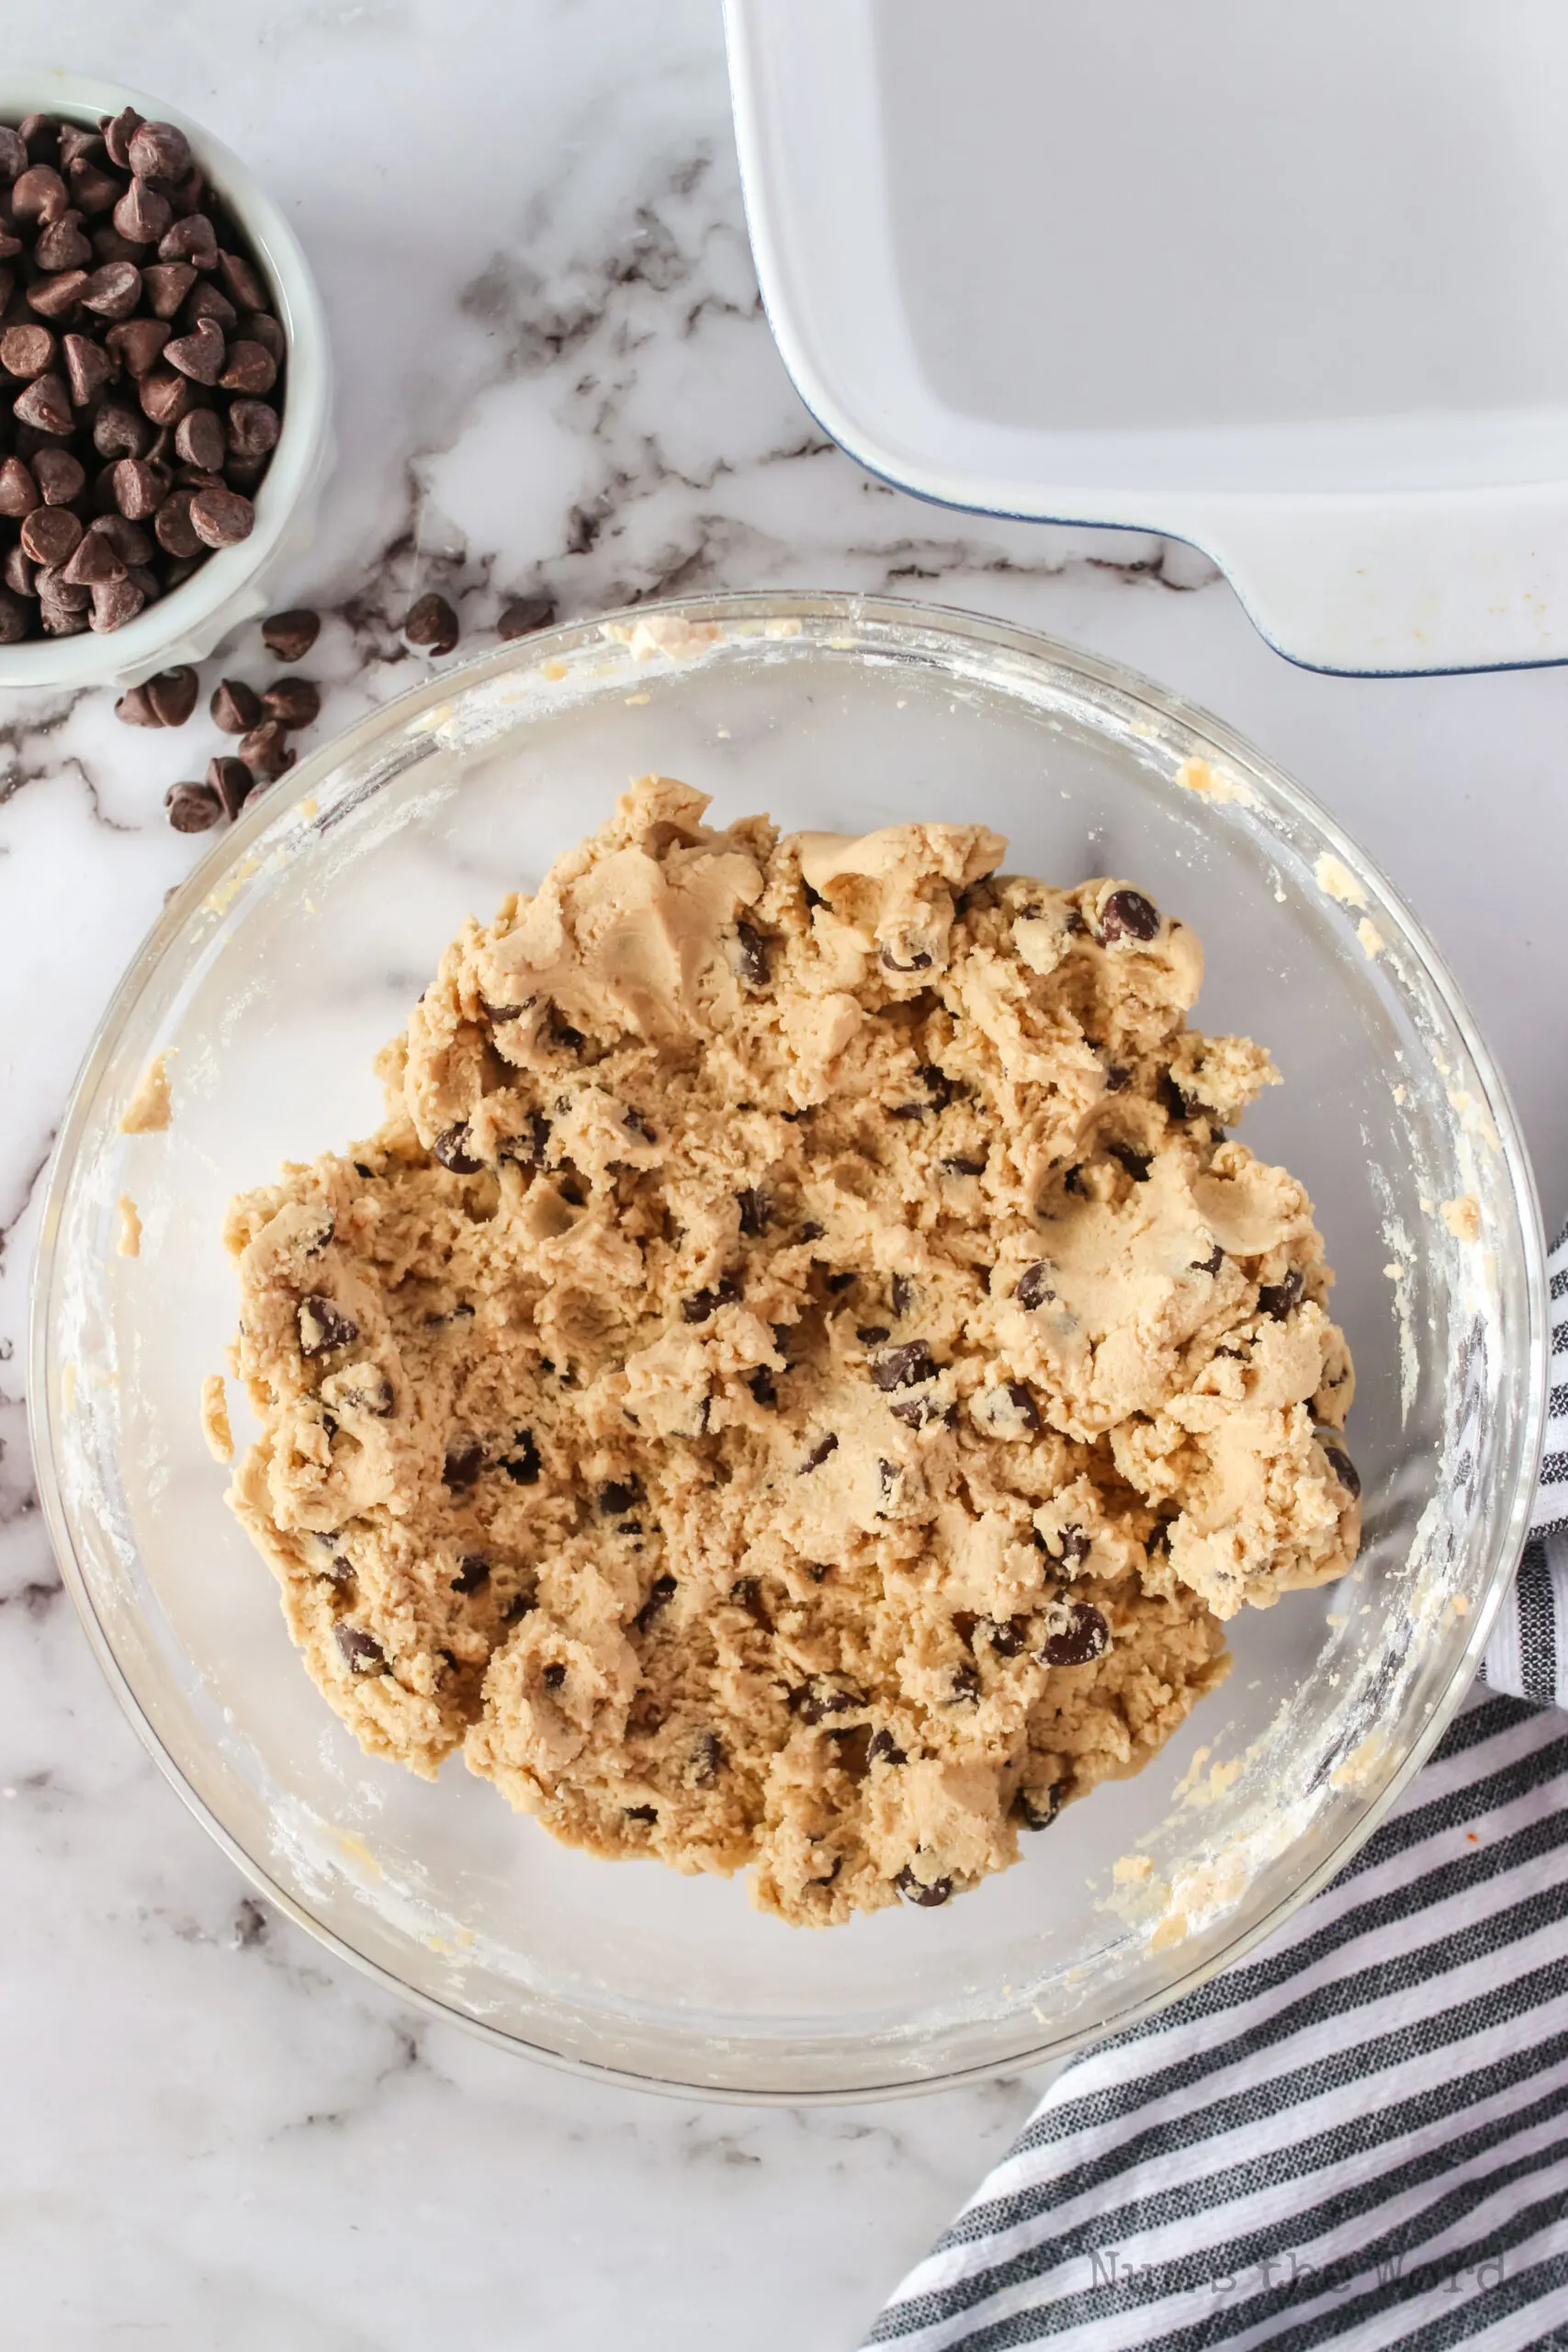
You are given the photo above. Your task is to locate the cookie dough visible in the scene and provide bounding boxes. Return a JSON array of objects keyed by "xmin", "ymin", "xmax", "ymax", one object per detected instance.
[{"xmin": 222, "ymin": 776, "xmax": 1359, "ymax": 1926}]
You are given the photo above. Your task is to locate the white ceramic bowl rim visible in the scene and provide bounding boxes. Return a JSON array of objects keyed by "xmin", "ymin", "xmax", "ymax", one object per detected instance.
[{"xmin": 0, "ymin": 70, "xmax": 332, "ymax": 690}]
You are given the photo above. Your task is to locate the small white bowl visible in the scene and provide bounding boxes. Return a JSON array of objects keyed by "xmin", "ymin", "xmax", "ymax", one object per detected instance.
[{"xmin": 0, "ymin": 72, "xmax": 333, "ymax": 691}]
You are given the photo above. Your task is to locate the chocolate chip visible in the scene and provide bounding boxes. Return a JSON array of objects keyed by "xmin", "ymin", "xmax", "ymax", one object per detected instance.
[
  {"xmin": 635, "ymin": 1574, "xmax": 677, "ymax": 1633},
  {"xmin": 136, "ymin": 366, "xmax": 191, "ymax": 425},
  {"xmin": 1041, "ymin": 1601, "xmax": 1111, "ymax": 1668},
  {"xmin": 0, "ymin": 456, "xmax": 37, "ymax": 515},
  {"xmin": 947, "ymin": 1662, "xmax": 982, "ymax": 1703},
  {"xmin": 726, "ymin": 919, "xmax": 773, "ymax": 989},
  {"xmin": 404, "ymin": 591, "xmax": 458, "ymax": 654},
  {"xmin": 797, "ymin": 1222, "xmax": 826, "ymax": 1247},
  {"xmin": 873, "ymin": 1340, "xmax": 935, "ymax": 1392},
  {"xmin": 597, "ymin": 1478, "xmax": 639, "ymax": 1516},
  {"xmin": 443, "ymin": 1439, "xmax": 484, "ymax": 1489},
  {"xmin": 790, "ymin": 1677, "xmax": 860, "ymax": 1723},
  {"xmin": 26, "ymin": 271, "xmax": 88, "ymax": 321},
  {"xmin": 152, "ymin": 487, "xmax": 201, "ymax": 557},
  {"xmin": 1014, "ymin": 1784, "xmax": 1062, "ymax": 1831},
  {"xmin": 227, "ymin": 396, "xmax": 278, "ymax": 459},
  {"xmin": 746, "ymin": 1366, "xmax": 778, "ymax": 1408},
  {"xmin": 19, "ymin": 507, "xmax": 82, "ymax": 568},
  {"xmin": 1107, "ymin": 1140, "xmax": 1153, "ymax": 1182},
  {"xmin": 826, "ymin": 1271, "xmax": 856, "ymax": 1294},
  {"xmin": 941, "ymin": 1155, "xmax": 986, "ymax": 1177},
  {"xmin": 258, "ymin": 675, "xmax": 319, "ymax": 731},
  {"xmin": 856, "ymin": 1325, "xmax": 891, "ymax": 1346},
  {"xmin": 876, "ymin": 1456, "xmax": 900, "ymax": 1502},
  {"xmin": 1015, "ymin": 1261, "xmax": 1055, "ymax": 1310},
  {"xmin": 299, "ymin": 1295, "xmax": 358, "ymax": 1356},
  {"xmin": 868, "ymin": 1729, "xmax": 907, "ymax": 1768},
  {"xmin": 1146, "ymin": 1520, "xmax": 1172, "ymax": 1559},
  {"xmin": 896, "ymin": 1866, "xmax": 952, "ymax": 1906},
  {"xmin": 158, "ymin": 213, "xmax": 218, "ymax": 269},
  {"xmin": 210, "ymin": 676, "xmax": 261, "ymax": 732},
  {"xmin": 501, "ymin": 1592, "xmax": 536, "ymax": 1624},
  {"xmin": 987, "ymin": 1616, "xmax": 1031, "ymax": 1658},
  {"xmin": 1, "ymin": 322, "xmax": 56, "ymax": 379},
  {"xmin": 1004, "ymin": 1381, "xmax": 1040, "ymax": 1432},
  {"xmin": 32, "ymin": 446, "xmax": 84, "ymax": 504},
  {"xmin": 889, "ymin": 1395, "xmax": 950, "ymax": 1430},
  {"xmin": 799, "ymin": 1433, "xmax": 839, "ymax": 1473},
  {"xmin": 12, "ymin": 165, "xmax": 68, "ymax": 225},
  {"xmin": 333, "ymin": 1623, "xmax": 386, "ymax": 1675},
  {"xmin": 1191, "ymin": 1242, "xmax": 1224, "ymax": 1275},
  {"xmin": 237, "ymin": 718, "xmax": 294, "ymax": 778},
  {"xmin": 1258, "ymin": 1268, "xmax": 1303, "ymax": 1320},
  {"xmin": 173, "ymin": 405, "xmax": 224, "ymax": 471},
  {"xmin": 1104, "ymin": 1064, "xmax": 1131, "ymax": 1092},
  {"xmin": 1158, "ymin": 1069, "xmax": 1197, "ymax": 1122},
  {"xmin": 691, "ymin": 1730, "xmax": 725, "ymax": 1782},
  {"xmin": 1316, "ymin": 1431, "xmax": 1361, "ymax": 1499},
  {"xmin": 263, "ymin": 607, "xmax": 320, "ymax": 662},
  {"xmin": 35, "ymin": 213, "xmax": 92, "ymax": 274},
  {"xmin": 497, "ymin": 1428, "xmax": 541, "ymax": 1486},
  {"xmin": 128, "ymin": 120, "xmax": 191, "ymax": 184},
  {"xmin": 541, "ymin": 1662, "xmax": 567, "ymax": 1690},
  {"xmin": 1098, "ymin": 888, "xmax": 1160, "ymax": 944},
  {"xmin": 829, "ymin": 1723, "xmax": 874, "ymax": 1781},
  {"xmin": 452, "ymin": 1552, "xmax": 491, "ymax": 1594},
  {"xmin": 13, "ymin": 371, "xmax": 72, "ymax": 435},
  {"xmin": 89, "ymin": 574, "xmax": 145, "ymax": 631},
  {"xmin": 736, "ymin": 1185, "xmax": 769, "ymax": 1237},
  {"xmin": 497, "ymin": 591, "xmax": 557, "ymax": 639},
  {"xmin": 547, "ymin": 1004, "xmax": 584, "ymax": 1052},
  {"xmin": 141, "ymin": 261, "xmax": 196, "ymax": 318},
  {"xmin": 0, "ymin": 591, "xmax": 29, "ymax": 642},
  {"xmin": 891, "ymin": 1275, "xmax": 914, "ymax": 1319},
  {"xmin": 164, "ymin": 316, "xmax": 226, "ymax": 384},
  {"xmin": 432, "ymin": 1122, "xmax": 483, "ymax": 1175},
  {"xmin": 624, "ymin": 1803, "xmax": 657, "ymax": 1823},
  {"xmin": 205, "ymin": 755, "xmax": 255, "ymax": 820},
  {"xmin": 112, "ymin": 455, "xmax": 169, "ymax": 517},
  {"xmin": 188, "ymin": 483, "xmax": 254, "ymax": 547},
  {"xmin": 881, "ymin": 944, "xmax": 933, "ymax": 971},
  {"xmin": 216, "ymin": 248, "xmax": 267, "ymax": 310},
  {"xmin": 140, "ymin": 665, "xmax": 198, "ymax": 726},
  {"xmin": 164, "ymin": 780, "xmax": 220, "ymax": 832}
]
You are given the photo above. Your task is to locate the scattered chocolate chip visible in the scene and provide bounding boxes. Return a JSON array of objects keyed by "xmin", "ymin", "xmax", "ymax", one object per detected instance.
[
  {"xmin": 263, "ymin": 607, "xmax": 320, "ymax": 662},
  {"xmin": 236, "ymin": 718, "xmax": 293, "ymax": 780},
  {"xmin": 501, "ymin": 1591, "xmax": 536, "ymax": 1625},
  {"xmin": 896, "ymin": 1866, "xmax": 953, "ymax": 1907},
  {"xmin": 941, "ymin": 1155, "xmax": 987, "ymax": 1177},
  {"xmin": 164, "ymin": 779, "xmax": 220, "ymax": 832},
  {"xmin": 635, "ymin": 1574, "xmax": 677, "ymax": 1633},
  {"xmin": 299, "ymin": 1295, "xmax": 358, "ymax": 1356},
  {"xmin": 500, "ymin": 1429, "xmax": 541, "ymax": 1485},
  {"xmin": 691, "ymin": 1730, "xmax": 725, "ymax": 1782},
  {"xmin": 207, "ymin": 754, "xmax": 256, "ymax": 820},
  {"xmin": 986, "ymin": 1616, "xmax": 1030, "ymax": 1658},
  {"xmin": 443, "ymin": 1439, "xmax": 484, "ymax": 1488},
  {"xmin": 1014, "ymin": 1784, "xmax": 1062, "ymax": 1831},
  {"xmin": 826, "ymin": 1271, "xmax": 856, "ymax": 1294},
  {"xmin": 1107, "ymin": 1140, "xmax": 1153, "ymax": 1182},
  {"xmin": 1258, "ymin": 1268, "xmax": 1303, "ymax": 1320},
  {"xmin": 856, "ymin": 1324, "xmax": 891, "ymax": 1346},
  {"xmin": 1004, "ymin": 1381, "xmax": 1040, "ymax": 1433},
  {"xmin": 947, "ymin": 1662, "xmax": 982, "ymax": 1703},
  {"xmin": 452, "ymin": 1552, "xmax": 491, "ymax": 1594},
  {"xmin": 873, "ymin": 1340, "xmax": 935, "ymax": 1392},
  {"xmin": 1104, "ymin": 1064, "xmax": 1131, "ymax": 1092},
  {"xmin": 734, "ymin": 921, "xmax": 771, "ymax": 988},
  {"xmin": 746, "ymin": 1365, "xmax": 778, "ymax": 1408},
  {"xmin": 433, "ymin": 1121, "xmax": 483, "ymax": 1175},
  {"xmin": 876, "ymin": 1456, "xmax": 900, "ymax": 1502},
  {"xmin": 1098, "ymin": 888, "xmax": 1161, "ymax": 944},
  {"xmin": 541, "ymin": 1662, "xmax": 567, "ymax": 1690},
  {"xmin": 891, "ymin": 1274, "xmax": 914, "ymax": 1318},
  {"xmin": 547, "ymin": 1004, "xmax": 584, "ymax": 1052},
  {"xmin": 497, "ymin": 590, "xmax": 557, "ymax": 639},
  {"xmin": 737, "ymin": 1185, "xmax": 769, "ymax": 1236},
  {"xmin": 1146, "ymin": 1520, "xmax": 1172, "ymax": 1559},
  {"xmin": 137, "ymin": 664, "xmax": 198, "ymax": 726},
  {"xmin": 1316, "ymin": 1431, "xmax": 1361, "ymax": 1499},
  {"xmin": 624, "ymin": 1803, "xmax": 657, "ymax": 1823},
  {"xmin": 210, "ymin": 676, "xmax": 261, "ymax": 732},
  {"xmin": 889, "ymin": 1395, "xmax": 950, "ymax": 1430},
  {"xmin": 797, "ymin": 1221, "xmax": 826, "ymax": 1246},
  {"xmin": 333, "ymin": 1623, "xmax": 386, "ymax": 1675},
  {"xmin": 404, "ymin": 590, "xmax": 458, "ymax": 654},
  {"xmin": 1041, "ymin": 1601, "xmax": 1111, "ymax": 1668},
  {"xmin": 799, "ymin": 1432, "xmax": 839, "ymax": 1473},
  {"xmin": 1191, "ymin": 1242, "xmax": 1224, "ymax": 1276},
  {"xmin": 868, "ymin": 1729, "xmax": 907, "ymax": 1768},
  {"xmin": 1159, "ymin": 1069, "xmax": 1198, "ymax": 1122},
  {"xmin": 1063, "ymin": 1164, "xmax": 1088, "ymax": 1196},
  {"xmin": 790, "ymin": 1677, "xmax": 861, "ymax": 1724},
  {"xmin": 598, "ymin": 1478, "xmax": 639, "ymax": 1516},
  {"xmin": 620, "ymin": 1103, "xmax": 656, "ymax": 1142},
  {"xmin": 829, "ymin": 1723, "xmax": 874, "ymax": 1781},
  {"xmin": 881, "ymin": 944, "xmax": 933, "ymax": 971}
]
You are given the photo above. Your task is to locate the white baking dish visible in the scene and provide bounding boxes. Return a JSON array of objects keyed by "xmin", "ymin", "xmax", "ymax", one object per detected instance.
[{"xmin": 726, "ymin": 0, "xmax": 1568, "ymax": 676}]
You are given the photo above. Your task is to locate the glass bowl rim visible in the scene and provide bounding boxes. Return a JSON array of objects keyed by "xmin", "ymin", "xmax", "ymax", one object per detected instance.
[{"xmin": 27, "ymin": 587, "xmax": 1550, "ymax": 2103}]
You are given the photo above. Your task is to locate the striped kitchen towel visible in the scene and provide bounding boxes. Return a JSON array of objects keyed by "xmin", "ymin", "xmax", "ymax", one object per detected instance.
[{"xmin": 868, "ymin": 1227, "xmax": 1568, "ymax": 2352}]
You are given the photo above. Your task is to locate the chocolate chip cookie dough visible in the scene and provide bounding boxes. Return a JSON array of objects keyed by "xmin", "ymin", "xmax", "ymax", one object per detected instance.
[{"xmin": 222, "ymin": 776, "xmax": 1359, "ymax": 1926}]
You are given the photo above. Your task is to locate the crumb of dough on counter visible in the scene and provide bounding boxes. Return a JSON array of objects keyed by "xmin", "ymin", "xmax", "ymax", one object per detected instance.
[
  {"xmin": 218, "ymin": 775, "xmax": 1359, "ymax": 1927},
  {"xmin": 1314, "ymin": 853, "xmax": 1366, "ymax": 910},
  {"xmin": 120, "ymin": 1054, "xmax": 172, "ymax": 1135},
  {"xmin": 201, "ymin": 1374, "xmax": 234, "ymax": 1464},
  {"xmin": 116, "ymin": 1195, "xmax": 142, "ymax": 1258},
  {"xmin": 1357, "ymin": 918, "xmax": 1385, "ymax": 960},
  {"xmin": 1441, "ymin": 1194, "xmax": 1482, "ymax": 1243}
]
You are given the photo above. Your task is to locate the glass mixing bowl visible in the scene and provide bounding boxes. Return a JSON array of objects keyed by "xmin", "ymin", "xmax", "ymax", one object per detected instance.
[{"xmin": 30, "ymin": 593, "xmax": 1546, "ymax": 2101}]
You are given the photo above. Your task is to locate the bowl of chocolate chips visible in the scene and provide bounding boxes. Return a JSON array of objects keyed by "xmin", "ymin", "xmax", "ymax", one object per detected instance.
[{"xmin": 0, "ymin": 75, "xmax": 331, "ymax": 686}]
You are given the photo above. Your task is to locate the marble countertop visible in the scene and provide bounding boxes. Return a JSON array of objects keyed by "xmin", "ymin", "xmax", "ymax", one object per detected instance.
[{"xmin": 6, "ymin": 4, "xmax": 1568, "ymax": 2346}]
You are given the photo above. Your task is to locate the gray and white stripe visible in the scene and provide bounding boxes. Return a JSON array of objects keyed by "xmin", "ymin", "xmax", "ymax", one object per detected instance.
[
  {"xmin": 869, "ymin": 1696, "xmax": 1568, "ymax": 2352},
  {"xmin": 1483, "ymin": 1219, "xmax": 1568, "ymax": 1708}
]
